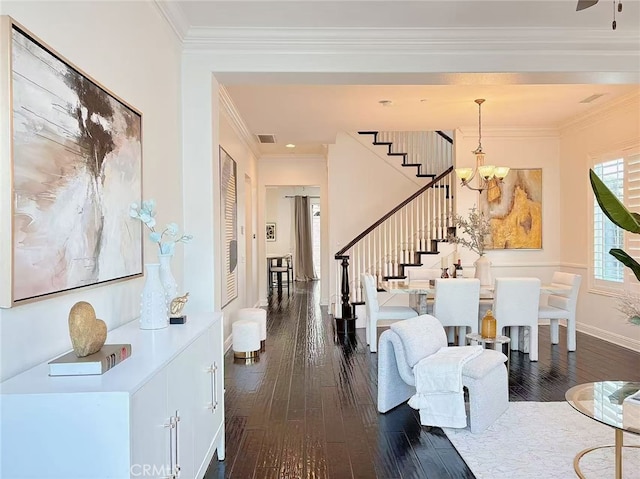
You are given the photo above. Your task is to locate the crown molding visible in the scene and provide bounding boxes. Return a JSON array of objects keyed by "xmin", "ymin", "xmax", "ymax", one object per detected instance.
[
  {"xmin": 219, "ymin": 86, "xmax": 262, "ymax": 159},
  {"xmin": 152, "ymin": 0, "xmax": 190, "ymax": 42},
  {"xmin": 558, "ymin": 90, "xmax": 640, "ymax": 134},
  {"xmin": 183, "ymin": 26, "xmax": 640, "ymax": 53},
  {"xmin": 457, "ymin": 127, "xmax": 560, "ymax": 139}
]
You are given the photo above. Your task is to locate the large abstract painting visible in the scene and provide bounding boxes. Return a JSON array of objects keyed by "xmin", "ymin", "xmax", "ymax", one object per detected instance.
[
  {"xmin": 0, "ymin": 19, "xmax": 142, "ymax": 306},
  {"xmin": 219, "ymin": 146, "xmax": 238, "ymax": 308},
  {"xmin": 480, "ymin": 168, "xmax": 542, "ymax": 250}
]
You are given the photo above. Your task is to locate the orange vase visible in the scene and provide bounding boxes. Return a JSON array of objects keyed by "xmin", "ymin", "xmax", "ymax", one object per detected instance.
[{"xmin": 481, "ymin": 310, "xmax": 497, "ymax": 339}]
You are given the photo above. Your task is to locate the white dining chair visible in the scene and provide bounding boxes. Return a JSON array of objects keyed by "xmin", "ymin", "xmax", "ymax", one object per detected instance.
[
  {"xmin": 493, "ymin": 277, "xmax": 541, "ymax": 361},
  {"xmin": 361, "ymin": 273, "xmax": 418, "ymax": 353},
  {"xmin": 432, "ymin": 278, "xmax": 481, "ymax": 346},
  {"xmin": 538, "ymin": 272, "xmax": 582, "ymax": 351}
]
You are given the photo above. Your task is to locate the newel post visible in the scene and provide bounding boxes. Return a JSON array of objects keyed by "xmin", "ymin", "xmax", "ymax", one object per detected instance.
[{"xmin": 340, "ymin": 256, "xmax": 352, "ymax": 319}]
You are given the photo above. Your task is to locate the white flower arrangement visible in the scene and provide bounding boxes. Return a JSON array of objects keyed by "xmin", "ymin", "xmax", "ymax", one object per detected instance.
[
  {"xmin": 129, "ymin": 199, "xmax": 193, "ymax": 255},
  {"xmin": 449, "ymin": 206, "xmax": 491, "ymax": 256}
]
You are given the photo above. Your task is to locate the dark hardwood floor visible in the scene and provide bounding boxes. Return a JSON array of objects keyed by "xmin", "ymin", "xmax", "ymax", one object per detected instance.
[{"xmin": 205, "ymin": 281, "xmax": 640, "ymax": 479}]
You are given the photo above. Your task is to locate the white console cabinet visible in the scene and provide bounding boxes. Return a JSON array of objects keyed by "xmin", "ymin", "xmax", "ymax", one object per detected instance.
[{"xmin": 0, "ymin": 312, "xmax": 225, "ymax": 479}]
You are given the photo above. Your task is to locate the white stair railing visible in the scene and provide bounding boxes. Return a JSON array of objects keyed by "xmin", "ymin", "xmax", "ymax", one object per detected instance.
[
  {"xmin": 334, "ymin": 131, "xmax": 454, "ymax": 318},
  {"xmin": 335, "ymin": 168, "xmax": 454, "ymax": 308}
]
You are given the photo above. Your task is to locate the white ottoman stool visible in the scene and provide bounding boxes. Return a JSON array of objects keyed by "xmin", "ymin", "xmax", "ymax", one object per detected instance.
[
  {"xmin": 238, "ymin": 308, "xmax": 267, "ymax": 351},
  {"xmin": 232, "ymin": 319, "xmax": 261, "ymax": 360}
]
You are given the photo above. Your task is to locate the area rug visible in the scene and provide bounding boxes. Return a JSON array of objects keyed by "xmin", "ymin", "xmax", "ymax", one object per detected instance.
[{"xmin": 443, "ymin": 402, "xmax": 640, "ymax": 479}]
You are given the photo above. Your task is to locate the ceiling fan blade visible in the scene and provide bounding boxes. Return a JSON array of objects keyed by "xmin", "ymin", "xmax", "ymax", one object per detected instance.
[{"xmin": 576, "ymin": 0, "xmax": 599, "ymax": 11}]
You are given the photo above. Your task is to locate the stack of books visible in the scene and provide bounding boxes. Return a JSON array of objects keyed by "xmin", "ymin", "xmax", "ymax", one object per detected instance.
[{"xmin": 48, "ymin": 344, "xmax": 131, "ymax": 376}]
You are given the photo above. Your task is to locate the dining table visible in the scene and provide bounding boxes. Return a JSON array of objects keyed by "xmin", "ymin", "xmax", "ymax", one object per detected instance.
[
  {"xmin": 381, "ymin": 279, "xmax": 572, "ymax": 315},
  {"xmin": 380, "ymin": 279, "xmax": 572, "ymax": 355},
  {"xmin": 380, "ymin": 278, "xmax": 571, "ymax": 353}
]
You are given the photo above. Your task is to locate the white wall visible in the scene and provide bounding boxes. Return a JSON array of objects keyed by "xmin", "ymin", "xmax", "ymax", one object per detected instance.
[
  {"xmin": 265, "ymin": 187, "xmax": 292, "ymax": 255},
  {"xmin": 218, "ymin": 110, "xmax": 259, "ymax": 342},
  {"xmin": 0, "ymin": 1, "xmax": 183, "ymax": 381},
  {"xmin": 559, "ymin": 93, "xmax": 640, "ymax": 350},
  {"xmin": 258, "ymin": 156, "xmax": 328, "ymax": 305}
]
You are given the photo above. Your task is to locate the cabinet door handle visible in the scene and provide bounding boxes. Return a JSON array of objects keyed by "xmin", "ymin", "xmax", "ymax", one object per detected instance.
[
  {"xmin": 164, "ymin": 417, "xmax": 176, "ymax": 476},
  {"xmin": 212, "ymin": 362, "xmax": 219, "ymax": 412},
  {"xmin": 209, "ymin": 363, "xmax": 216, "ymax": 412},
  {"xmin": 174, "ymin": 410, "xmax": 181, "ymax": 477}
]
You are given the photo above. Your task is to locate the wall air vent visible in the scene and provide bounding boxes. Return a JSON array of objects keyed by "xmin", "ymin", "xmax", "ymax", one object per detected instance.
[
  {"xmin": 580, "ymin": 94, "xmax": 605, "ymax": 104},
  {"xmin": 256, "ymin": 134, "xmax": 277, "ymax": 144}
]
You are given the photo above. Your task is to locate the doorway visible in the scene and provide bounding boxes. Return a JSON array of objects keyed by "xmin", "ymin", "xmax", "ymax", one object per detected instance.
[{"xmin": 265, "ymin": 185, "xmax": 321, "ymax": 285}]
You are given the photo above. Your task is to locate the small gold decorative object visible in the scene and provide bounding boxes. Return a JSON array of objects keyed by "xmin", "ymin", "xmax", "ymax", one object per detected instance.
[
  {"xmin": 169, "ymin": 292, "xmax": 189, "ymax": 324},
  {"xmin": 68, "ymin": 301, "xmax": 107, "ymax": 357},
  {"xmin": 481, "ymin": 309, "xmax": 497, "ymax": 339}
]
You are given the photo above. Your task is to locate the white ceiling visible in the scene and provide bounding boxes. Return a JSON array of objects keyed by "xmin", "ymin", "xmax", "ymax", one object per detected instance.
[
  {"xmin": 224, "ymin": 83, "xmax": 639, "ymax": 154},
  {"xmin": 178, "ymin": 0, "xmax": 638, "ymax": 30},
  {"xmin": 171, "ymin": 1, "xmax": 640, "ymax": 155}
]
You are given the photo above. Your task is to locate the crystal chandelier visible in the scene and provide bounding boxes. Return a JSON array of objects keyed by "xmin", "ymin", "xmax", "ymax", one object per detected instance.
[{"xmin": 455, "ymin": 99, "xmax": 509, "ymax": 193}]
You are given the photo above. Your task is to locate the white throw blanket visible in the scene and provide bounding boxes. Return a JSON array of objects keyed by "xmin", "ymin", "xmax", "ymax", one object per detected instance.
[{"xmin": 408, "ymin": 345, "xmax": 482, "ymax": 428}]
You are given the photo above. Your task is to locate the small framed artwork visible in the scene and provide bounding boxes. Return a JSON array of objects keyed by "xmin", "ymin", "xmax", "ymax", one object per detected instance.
[
  {"xmin": 0, "ymin": 17, "xmax": 143, "ymax": 307},
  {"xmin": 266, "ymin": 223, "xmax": 276, "ymax": 242}
]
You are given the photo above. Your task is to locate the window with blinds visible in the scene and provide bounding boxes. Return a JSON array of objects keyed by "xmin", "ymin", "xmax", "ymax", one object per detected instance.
[
  {"xmin": 593, "ymin": 159, "xmax": 624, "ymax": 283},
  {"xmin": 593, "ymin": 151, "xmax": 640, "ymax": 289}
]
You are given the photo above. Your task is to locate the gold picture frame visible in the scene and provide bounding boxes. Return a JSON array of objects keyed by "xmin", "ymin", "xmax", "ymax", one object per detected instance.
[
  {"xmin": 0, "ymin": 17, "xmax": 143, "ymax": 307},
  {"xmin": 480, "ymin": 168, "xmax": 543, "ymax": 250}
]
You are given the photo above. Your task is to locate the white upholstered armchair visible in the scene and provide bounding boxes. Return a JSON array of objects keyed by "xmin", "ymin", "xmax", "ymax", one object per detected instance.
[{"xmin": 377, "ymin": 314, "xmax": 509, "ymax": 433}]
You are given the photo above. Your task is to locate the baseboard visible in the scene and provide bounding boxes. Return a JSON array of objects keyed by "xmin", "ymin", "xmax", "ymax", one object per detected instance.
[
  {"xmin": 577, "ymin": 322, "xmax": 640, "ymax": 352},
  {"xmin": 224, "ymin": 334, "xmax": 233, "ymax": 353}
]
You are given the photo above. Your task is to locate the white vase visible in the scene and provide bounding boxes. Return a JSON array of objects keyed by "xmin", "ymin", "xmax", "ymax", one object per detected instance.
[
  {"xmin": 158, "ymin": 253, "xmax": 178, "ymax": 306},
  {"xmin": 474, "ymin": 255, "xmax": 493, "ymax": 287},
  {"xmin": 140, "ymin": 263, "xmax": 168, "ymax": 330}
]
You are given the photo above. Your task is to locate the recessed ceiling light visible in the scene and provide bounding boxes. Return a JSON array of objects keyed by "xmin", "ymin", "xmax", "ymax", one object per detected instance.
[
  {"xmin": 286, "ymin": 143, "xmax": 295, "ymax": 148},
  {"xmin": 378, "ymin": 100, "xmax": 393, "ymax": 107}
]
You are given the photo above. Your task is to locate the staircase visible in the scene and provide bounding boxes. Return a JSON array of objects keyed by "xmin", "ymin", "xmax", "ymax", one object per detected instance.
[
  {"xmin": 360, "ymin": 130, "xmax": 453, "ymax": 179},
  {"xmin": 334, "ymin": 130, "xmax": 455, "ymax": 321}
]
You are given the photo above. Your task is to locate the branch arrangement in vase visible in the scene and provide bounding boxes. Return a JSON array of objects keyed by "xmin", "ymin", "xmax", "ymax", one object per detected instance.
[
  {"xmin": 129, "ymin": 200, "xmax": 193, "ymax": 254},
  {"xmin": 449, "ymin": 206, "xmax": 491, "ymax": 256}
]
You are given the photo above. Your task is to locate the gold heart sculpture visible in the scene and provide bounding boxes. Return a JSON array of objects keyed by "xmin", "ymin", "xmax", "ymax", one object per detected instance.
[{"xmin": 68, "ymin": 301, "xmax": 107, "ymax": 357}]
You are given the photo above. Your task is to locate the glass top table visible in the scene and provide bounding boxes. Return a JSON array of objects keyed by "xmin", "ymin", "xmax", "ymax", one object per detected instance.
[{"xmin": 565, "ymin": 381, "xmax": 640, "ymax": 479}]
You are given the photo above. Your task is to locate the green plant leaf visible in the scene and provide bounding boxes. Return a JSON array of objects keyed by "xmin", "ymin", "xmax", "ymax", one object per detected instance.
[
  {"xmin": 590, "ymin": 169, "xmax": 640, "ymax": 233},
  {"xmin": 610, "ymin": 248, "xmax": 640, "ymax": 281}
]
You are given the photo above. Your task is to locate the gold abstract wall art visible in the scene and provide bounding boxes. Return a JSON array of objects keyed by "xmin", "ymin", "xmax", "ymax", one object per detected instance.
[{"xmin": 480, "ymin": 168, "xmax": 542, "ymax": 250}]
